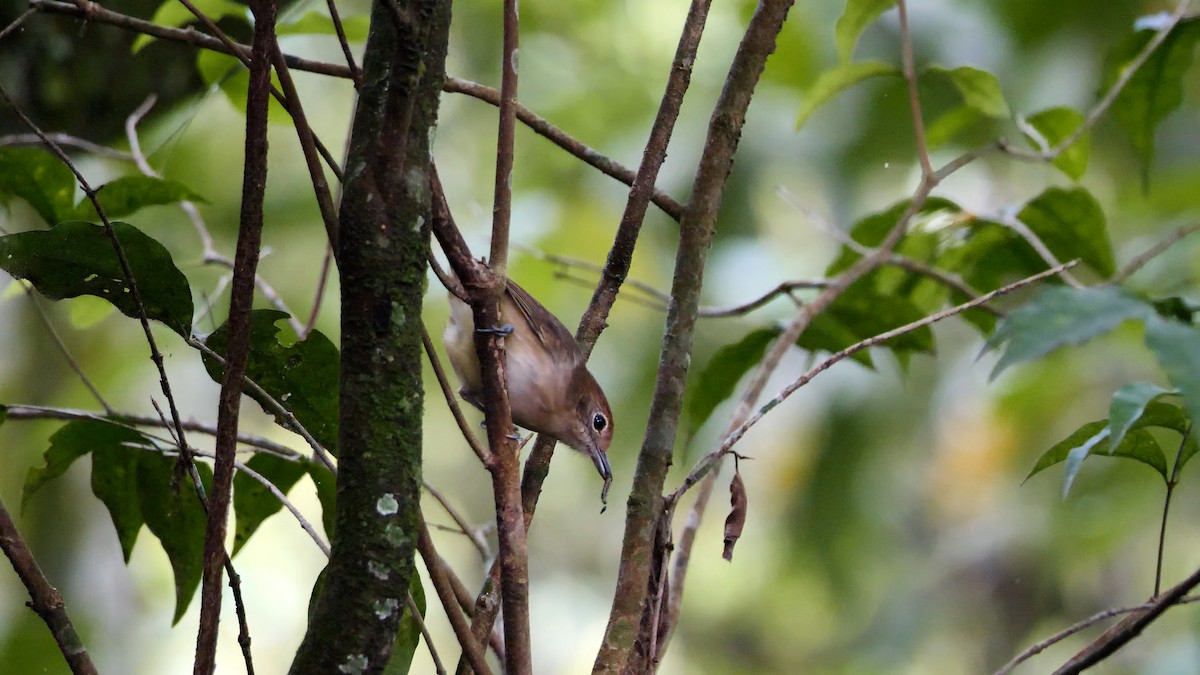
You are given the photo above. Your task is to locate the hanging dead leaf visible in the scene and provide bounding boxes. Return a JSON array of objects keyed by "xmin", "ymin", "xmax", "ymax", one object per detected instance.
[{"xmin": 722, "ymin": 471, "xmax": 747, "ymax": 561}]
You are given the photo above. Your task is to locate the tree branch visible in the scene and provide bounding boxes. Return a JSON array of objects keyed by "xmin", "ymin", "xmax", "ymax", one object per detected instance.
[
  {"xmin": 594, "ymin": 1, "xmax": 795, "ymax": 671},
  {"xmin": 0, "ymin": 495, "xmax": 98, "ymax": 675}
]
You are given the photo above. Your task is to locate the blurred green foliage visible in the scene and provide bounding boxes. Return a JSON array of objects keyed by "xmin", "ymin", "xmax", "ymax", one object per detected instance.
[{"xmin": 1, "ymin": 0, "xmax": 1200, "ymax": 673}]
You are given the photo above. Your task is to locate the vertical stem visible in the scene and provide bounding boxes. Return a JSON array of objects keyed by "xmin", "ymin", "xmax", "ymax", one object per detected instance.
[
  {"xmin": 593, "ymin": 2, "xmax": 794, "ymax": 671},
  {"xmin": 489, "ymin": 0, "xmax": 519, "ymax": 277},
  {"xmin": 194, "ymin": 0, "xmax": 275, "ymax": 669}
]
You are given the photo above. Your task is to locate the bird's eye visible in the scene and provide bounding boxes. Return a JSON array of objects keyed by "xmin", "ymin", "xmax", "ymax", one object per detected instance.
[{"xmin": 593, "ymin": 413, "xmax": 607, "ymax": 432}]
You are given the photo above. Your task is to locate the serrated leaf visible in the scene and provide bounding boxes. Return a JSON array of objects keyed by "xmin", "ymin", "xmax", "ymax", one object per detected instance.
[
  {"xmin": 834, "ymin": 0, "xmax": 896, "ymax": 63},
  {"xmin": 1104, "ymin": 18, "xmax": 1200, "ymax": 185},
  {"xmin": 309, "ymin": 465, "xmax": 336, "ymax": 539},
  {"xmin": 132, "ymin": 0, "xmax": 246, "ymax": 52},
  {"xmin": 1145, "ymin": 316, "xmax": 1200, "ymax": 436},
  {"xmin": 1028, "ymin": 421, "xmax": 1167, "ymax": 495},
  {"xmin": 0, "ymin": 147, "xmax": 76, "ymax": 224},
  {"xmin": 931, "ymin": 66, "xmax": 1010, "ymax": 118},
  {"xmin": 202, "ymin": 309, "xmax": 339, "ymax": 452},
  {"xmin": 383, "ymin": 574, "xmax": 426, "ymax": 675},
  {"xmin": 1024, "ymin": 107, "xmax": 1090, "ymax": 180},
  {"xmin": 92, "ymin": 443, "xmax": 145, "ymax": 562},
  {"xmin": 796, "ymin": 61, "xmax": 899, "ymax": 129},
  {"xmin": 988, "ymin": 286, "xmax": 1155, "ymax": 378},
  {"xmin": 277, "ymin": 11, "xmax": 370, "ymax": 41},
  {"xmin": 232, "ymin": 453, "xmax": 309, "ymax": 555},
  {"xmin": 687, "ymin": 328, "xmax": 778, "ymax": 439},
  {"xmin": 0, "ymin": 221, "xmax": 194, "ymax": 336},
  {"xmin": 1108, "ymin": 382, "xmax": 1175, "ymax": 451},
  {"xmin": 23, "ymin": 419, "xmax": 146, "ymax": 512},
  {"xmin": 1017, "ymin": 187, "xmax": 1115, "ymax": 278},
  {"xmin": 138, "ymin": 452, "xmax": 211, "ymax": 624},
  {"xmin": 71, "ymin": 176, "xmax": 206, "ymax": 221}
]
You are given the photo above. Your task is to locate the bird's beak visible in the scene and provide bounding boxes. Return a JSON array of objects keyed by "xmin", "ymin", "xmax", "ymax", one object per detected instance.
[{"xmin": 586, "ymin": 439, "xmax": 613, "ymax": 512}]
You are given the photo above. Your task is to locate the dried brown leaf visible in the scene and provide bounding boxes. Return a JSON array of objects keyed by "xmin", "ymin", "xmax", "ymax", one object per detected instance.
[{"xmin": 722, "ymin": 471, "xmax": 747, "ymax": 561}]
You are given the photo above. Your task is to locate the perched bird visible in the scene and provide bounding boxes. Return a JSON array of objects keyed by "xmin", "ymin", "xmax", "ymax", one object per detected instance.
[{"xmin": 444, "ymin": 277, "xmax": 614, "ymax": 506}]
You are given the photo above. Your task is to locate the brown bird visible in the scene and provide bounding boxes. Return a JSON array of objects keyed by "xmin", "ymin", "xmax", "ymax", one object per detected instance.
[{"xmin": 444, "ymin": 278, "xmax": 614, "ymax": 506}]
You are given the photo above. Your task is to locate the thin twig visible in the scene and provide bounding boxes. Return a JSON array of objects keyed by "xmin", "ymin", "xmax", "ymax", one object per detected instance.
[
  {"xmin": 1000, "ymin": 0, "xmax": 1194, "ymax": 163},
  {"xmin": 994, "ymin": 212, "xmax": 1084, "ymax": 288},
  {"xmin": 408, "ymin": 593, "xmax": 446, "ymax": 675},
  {"xmin": 897, "ymin": 0, "xmax": 933, "ymax": 178},
  {"xmin": 668, "ymin": 260, "xmax": 1077, "ymax": 503},
  {"xmin": 0, "ymin": 7, "xmax": 36, "ymax": 41},
  {"xmin": 323, "ymin": 0, "xmax": 361, "ymax": 86},
  {"xmin": 444, "ymin": 78, "xmax": 685, "ymax": 222},
  {"xmin": 0, "ymin": 495, "xmax": 99, "ymax": 675},
  {"xmin": 1051, "ymin": 565, "xmax": 1200, "ymax": 674},
  {"xmin": 21, "ymin": 289, "xmax": 112, "ymax": 413},
  {"xmin": 421, "ymin": 323, "xmax": 489, "ymax": 463},
  {"xmin": 123, "ymin": 97, "xmax": 306, "ymax": 335},
  {"xmin": 302, "ymin": 244, "xmax": 335, "ymax": 337},
  {"xmin": 231, "ymin": 456, "xmax": 330, "ymax": 557},
  {"xmin": 29, "ymin": 0, "xmax": 683, "ymax": 221},
  {"xmin": 416, "ymin": 514, "xmax": 493, "ymax": 675},
  {"xmin": 423, "ymin": 481, "xmax": 491, "ymax": 560},
  {"xmin": 0, "ymin": 132, "xmax": 133, "ymax": 159},
  {"xmin": 1155, "ymin": 426, "xmax": 1190, "ymax": 596},
  {"xmin": 4, "ymin": 405, "xmax": 304, "ymax": 459},
  {"xmin": 995, "ymin": 596, "xmax": 1200, "ymax": 674},
  {"xmin": 188, "ymin": 338, "xmax": 337, "ymax": 473},
  {"xmin": 1114, "ymin": 222, "xmax": 1200, "ymax": 283}
]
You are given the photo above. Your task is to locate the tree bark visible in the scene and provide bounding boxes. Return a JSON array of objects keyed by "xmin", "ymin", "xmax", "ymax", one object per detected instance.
[{"xmin": 288, "ymin": 1, "xmax": 452, "ymax": 672}]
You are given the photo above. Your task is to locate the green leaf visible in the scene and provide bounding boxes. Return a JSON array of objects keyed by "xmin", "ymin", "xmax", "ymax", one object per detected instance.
[
  {"xmin": 826, "ymin": 197, "xmax": 962, "ymax": 276},
  {"xmin": 71, "ymin": 176, "xmax": 206, "ymax": 221},
  {"xmin": 195, "ymin": 51, "xmax": 290, "ymax": 124},
  {"xmin": 686, "ymin": 328, "xmax": 778, "ymax": 439},
  {"xmin": 804, "ymin": 285, "xmax": 935, "ymax": 357},
  {"xmin": 796, "ymin": 61, "xmax": 899, "ymax": 129},
  {"xmin": 232, "ymin": 454, "xmax": 309, "ymax": 555},
  {"xmin": 92, "ymin": 443, "xmax": 146, "ymax": 562},
  {"xmin": 23, "ymin": 419, "xmax": 147, "ymax": 512},
  {"xmin": 988, "ymin": 286, "xmax": 1155, "ymax": 378},
  {"xmin": 277, "ymin": 11, "xmax": 370, "ymax": 41},
  {"xmin": 137, "ymin": 452, "xmax": 211, "ymax": 624},
  {"xmin": 1023, "ymin": 107, "xmax": 1090, "ymax": 180},
  {"xmin": 0, "ymin": 221, "xmax": 194, "ymax": 336},
  {"xmin": 1145, "ymin": 316, "xmax": 1200, "ymax": 435},
  {"xmin": 925, "ymin": 106, "xmax": 984, "ymax": 148},
  {"xmin": 1104, "ymin": 18, "xmax": 1200, "ymax": 185},
  {"xmin": 202, "ymin": 309, "xmax": 340, "ymax": 452},
  {"xmin": 383, "ymin": 574, "xmax": 426, "ymax": 675},
  {"xmin": 1108, "ymin": 382, "xmax": 1175, "ymax": 451},
  {"xmin": 1017, "ymin": 187, "xmax": 1115, "ymax": 278},
  {"xmin": 0, "ymin": 147, "xmax": 76, "ymax": 224},
  {"xmin": 132, "ymin": 0, "xmax": 246, "ymax": 52},
  {"xmin": 309, "ymin": 465, "xmax": 336, "ymax": 540},
  {"xmin": 834, "ymin": 0, "xmax": 896, "ymax": 63},
  {"xmin": 931, "ymin": 66, "xmax": 1010, "ymax": 118},
  {"xmin": 1028, "ymin": 421, "xmax": 1167, "ymax": 495}
]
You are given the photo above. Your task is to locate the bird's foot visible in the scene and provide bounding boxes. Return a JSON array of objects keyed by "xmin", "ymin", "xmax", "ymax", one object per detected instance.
[{"xmin": 476, "ymin": 323, "xmax": 514, "ymax": 336}]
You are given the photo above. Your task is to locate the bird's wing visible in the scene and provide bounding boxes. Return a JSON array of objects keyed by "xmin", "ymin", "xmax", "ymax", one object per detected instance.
[{"xmin": 504, "ymin": 279, "xmax": 583, "ymax": 367}]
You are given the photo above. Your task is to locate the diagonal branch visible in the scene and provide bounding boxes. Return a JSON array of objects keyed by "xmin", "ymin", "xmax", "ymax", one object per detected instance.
[{"xmin": 0, "ymin": 495, "xmax": 98, "ymax": 675}]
